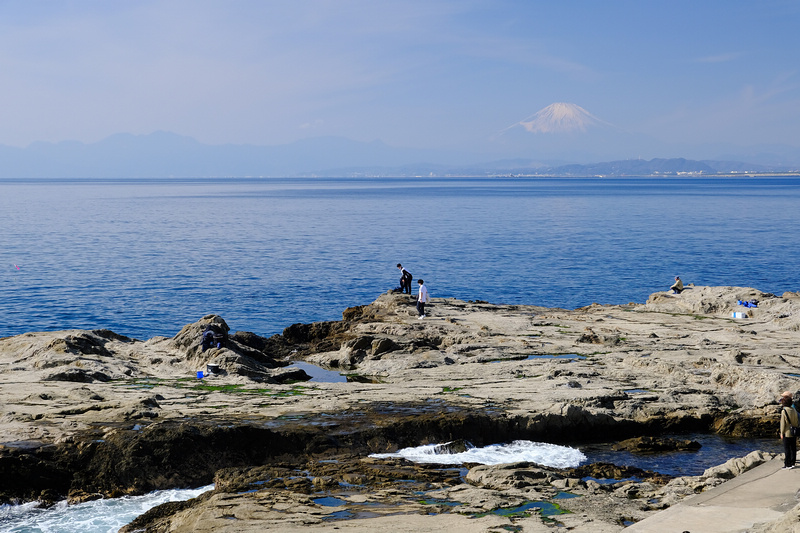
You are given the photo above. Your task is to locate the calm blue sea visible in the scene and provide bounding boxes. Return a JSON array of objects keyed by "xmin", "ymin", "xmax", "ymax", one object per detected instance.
[{"xmin": 2, "ymin": 176, "xmax": 799, "ymax": 340}]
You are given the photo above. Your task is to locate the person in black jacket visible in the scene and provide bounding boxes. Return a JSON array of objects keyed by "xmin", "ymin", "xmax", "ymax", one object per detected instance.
[
  {"xmin": 397, "ymin": 264, "xmax": 413, "ymax": 294},
  {"xmin": 201, "ymin": 324, "xmax": 227, "ymax": 351},
  {"xmin": 201, "ymin": 325, "xmax": 216, "ymax": 352}
]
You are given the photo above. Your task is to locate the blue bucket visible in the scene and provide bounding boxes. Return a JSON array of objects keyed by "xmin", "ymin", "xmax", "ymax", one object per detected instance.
[{"xmin": 196, "ymin": 370, "xmax": 204, "ymax": 379}]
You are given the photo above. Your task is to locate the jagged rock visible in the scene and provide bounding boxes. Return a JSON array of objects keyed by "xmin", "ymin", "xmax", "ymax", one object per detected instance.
[
  {"xmin": 612, "ymin": 436, "xmax": 701, "ymax": 453},
  {"xmin": 576, "ymin": 329, "xmax": 602, "ymax": 344},
  {"xmin": 282, "ymin": 321, "xmax": 349, "ymax": 347},
  {"xmin": 169, "ymin": 314, "xmax": 230, "ymax": 358},
  {"xmin": 43, "ymin": 369, "xmax": 111, "ymax": 383},
  {"xmin": 466, "ymin": 462, "xmax": 550, "ymax": 490},
  {"xmin": 342, "ymin": 335, "xmax": 374, "ymax": 352},
  {"xmin": 115, "ymin": 396, "xmax": 162, "ymax": 420},
  {"xmin": 45, "ymin": 333, "xmax": 114, "ymax": 358},
  {"xmin": 433, "ymin": 439, "xmax": 472, "ymax": 454},
  {"xmin": 230, "ymin": 331, "xmax": 269, "ymax": 352},
  {"xmin": 701, "ymin": 450, "xmax": 774, "ymax": 479},
  {"xmin": 371, "ymin": 337, "xmax": 398, "ymax": 356},
  {"xmin": 269, "ymin": 367, "xmax": 310, "ymax": 383},
  {"xmin": 567, "ymin": 462, "xmax": 672, "ymax": 485},
  {"xmin": 576, "ymin": 327, "xmax": 622, "ymax": 345}
]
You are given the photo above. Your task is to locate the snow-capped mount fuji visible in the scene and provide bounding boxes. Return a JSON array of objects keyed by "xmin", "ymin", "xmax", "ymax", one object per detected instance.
[
  {"xmin": 495, "ymin": 102, "xmax": 657, "ymax": 163},
  {"xmin": 516, "ymin": 102, "xmax": 611, "ymax": 134}
]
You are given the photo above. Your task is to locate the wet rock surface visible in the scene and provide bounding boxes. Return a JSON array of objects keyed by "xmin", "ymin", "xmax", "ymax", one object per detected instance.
[
  {"xmin": 2, "ymin": 286, "xmax": 800, "ymax": 530},
  {"xmin": 611, "ymin": 436, "xmax": 702, "ymax": 453}
]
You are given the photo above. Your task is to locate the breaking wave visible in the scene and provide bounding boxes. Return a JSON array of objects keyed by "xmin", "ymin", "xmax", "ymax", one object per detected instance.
[
  {"xmin": 370, "ymin": 440, "xmax": 586, "ymax": 469},
  {"xmin": 0, "ymin": 484, "xmax": 213, "ymax": 533}
]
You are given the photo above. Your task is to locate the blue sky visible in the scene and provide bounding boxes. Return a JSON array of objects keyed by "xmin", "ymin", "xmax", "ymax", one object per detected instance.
[{"xmin": 1, "ymin": 1, "xmax": 798, "ymax": 154}]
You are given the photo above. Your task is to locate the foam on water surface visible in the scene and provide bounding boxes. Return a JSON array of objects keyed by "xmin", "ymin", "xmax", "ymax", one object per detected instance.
[
  {"xmin": 0, "ymin": 484, "xmax": 213, "ymax": 533},
  {"xmin": 369, "ymin": 440, "xmax": 586, "ymax": 468}
]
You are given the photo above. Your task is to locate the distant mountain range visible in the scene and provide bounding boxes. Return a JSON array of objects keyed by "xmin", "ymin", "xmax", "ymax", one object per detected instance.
[
  {"xmin": 0, "ymin": 132, "xmax": 450, "ymax": 178},
  {"xmin": 0, "ymin": 129, "xmax": 797, "ymax": 178}
]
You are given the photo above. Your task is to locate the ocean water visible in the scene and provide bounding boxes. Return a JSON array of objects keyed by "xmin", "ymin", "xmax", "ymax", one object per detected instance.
[
  {"xmin": 0, "ymin": 485, "xmax": 213, "ymax": 533},
  {"xmin": 2, "ymin": 176, "xmax": 800, "ymax": 340},
  {"xmin": 370, "ymin": 434, "xmax": 781, "ymax": 476}
]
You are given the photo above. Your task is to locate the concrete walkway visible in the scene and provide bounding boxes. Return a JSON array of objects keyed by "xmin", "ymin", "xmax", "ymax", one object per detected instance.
[{"xmin": 624, "ymin": 457, "xmax": 800, "ymax": 533}]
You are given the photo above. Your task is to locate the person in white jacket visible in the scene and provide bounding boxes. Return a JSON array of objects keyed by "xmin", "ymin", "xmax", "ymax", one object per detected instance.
[{"xmin": 417, "ymin": 279, "xmax": 429, "ymax": 319}]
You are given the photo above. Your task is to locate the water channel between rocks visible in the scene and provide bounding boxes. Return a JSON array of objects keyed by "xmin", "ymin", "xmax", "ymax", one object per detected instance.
[
  {"xmin": 375, "ymin": 433, "xmax": 781, "ymax": 478},
  {"xmin": 196, "ymin": 359, "xmax": 783, "ymax": 484},
  {"xmin": 266, "ymin": 360, "xmax": 783, "ymax": 478}
]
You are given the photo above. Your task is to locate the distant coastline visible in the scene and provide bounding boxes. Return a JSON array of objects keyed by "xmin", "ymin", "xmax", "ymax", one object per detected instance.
[
  {"xmin": 1, "ymin": 131, "xmax": 798, "ymax": 178},
  {"xmin": 2, "ymin": 171, "xmax": 800, "ymax": 180},
  {"xmin": 492, "ymin": 171, "xmax": 800, "ymax": 179},
  {"xmin": 323, "ymin": 171, "xmax": 800, "ymax": 179},
  {"xmin": 316, "ymin": 158, "xmax": 800, "ymax": 179}
]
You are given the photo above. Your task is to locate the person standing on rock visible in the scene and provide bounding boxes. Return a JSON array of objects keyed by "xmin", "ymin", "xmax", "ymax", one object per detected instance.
[
  {"xmin": 397, "ymin": 264, "xmax": 413, "ymax": 294},
  {"xmin": 417, "ymin": 279, "xmax": 429, "ymax": 319},
  {"xmin": 670, "ymin": 276, "xmax": 684, "ymax": 294},
  {"xmin": 779, "ymin": 391, "xmax": 798, "ymax": 469}
]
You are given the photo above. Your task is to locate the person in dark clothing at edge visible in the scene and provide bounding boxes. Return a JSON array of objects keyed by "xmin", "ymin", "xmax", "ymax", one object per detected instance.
[
  {"xmin": 397, "ymin": 264, "xmax": 413, "ymax": 294},
  {"xmin": 779, "ymin": 391, "xmax": 799, "ymax": 469}
]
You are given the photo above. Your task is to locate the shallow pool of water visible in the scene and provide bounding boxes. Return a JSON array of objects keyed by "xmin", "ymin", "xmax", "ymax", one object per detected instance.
[
  {"xmin": 526, "ymin": 353, "xmax": 585, "ymax": 361},
  {"xmin": 287, "ymin": 361, "xmax": 347, "ymax": 383},
  {"xmin": 582, "ymin": 433, "xmax": 782, "ymax": 477},
  {"xmin": 314, "ymin": 496, "xmax": 347, "ymax": 507}
]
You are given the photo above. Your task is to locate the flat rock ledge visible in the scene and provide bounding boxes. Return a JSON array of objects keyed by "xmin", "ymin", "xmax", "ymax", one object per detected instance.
[{"xmin": 2, "ymin": 285, "xmax": 800, "ymax": 531}]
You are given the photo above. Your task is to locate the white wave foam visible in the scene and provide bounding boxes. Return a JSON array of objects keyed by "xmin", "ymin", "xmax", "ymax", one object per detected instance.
[
  {"xmin": 0, "ymin": 484, "xmax": 213, "ymax": 533},
  {"xmin": 370, "ymin": 440, "xmax": 586, "ymax": 469}
]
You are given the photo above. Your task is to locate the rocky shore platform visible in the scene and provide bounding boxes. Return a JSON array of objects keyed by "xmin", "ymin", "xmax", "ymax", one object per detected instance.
[{"xmin": 2, "ymin": 285, "xmax": 800, "ymax": 531}]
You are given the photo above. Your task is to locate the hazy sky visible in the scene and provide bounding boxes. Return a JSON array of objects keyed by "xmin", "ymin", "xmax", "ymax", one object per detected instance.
[{"xmin": 1, "ymin": 1, "xmax": 798, "ymax": 152}]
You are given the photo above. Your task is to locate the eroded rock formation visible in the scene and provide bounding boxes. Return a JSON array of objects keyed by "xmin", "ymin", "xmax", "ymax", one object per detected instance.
[{"xmin": 2, "ymin": 286, "xmax": 800, "ymax": 530}]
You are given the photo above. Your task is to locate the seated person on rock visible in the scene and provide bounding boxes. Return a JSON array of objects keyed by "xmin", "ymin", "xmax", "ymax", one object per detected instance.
[
  {"xmin": 201, "ymin": 325, "xmax": 227, "ymax": 351},
  {"xmin": 670, "ymin": 276, "xmax": 684, "ymax": 294},
  {"xmin": 201, "ymin": 326, "xmax": 216, "ymax": 352}
]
